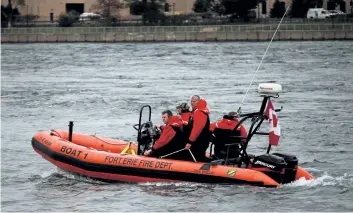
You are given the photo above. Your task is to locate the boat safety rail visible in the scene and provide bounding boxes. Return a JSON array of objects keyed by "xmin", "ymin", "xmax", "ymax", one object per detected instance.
[
  {"xmin": 222, "ymin": 141, "xmax": 251, "ymax": 167},
  {"xmin": 208, "ymin": 107, "xmax": 282, "ymax": 166},
  {"xmin": 233, "ymin": 106, "xmax": 282, "ymax": 150},
  {"xmin": 188, "ymin": 150, "xmax": 197, "ymax": 162},
  {"xmin": 50, "ymin": 129, "xmax": 62, "ymax": 138},
  {"xmin": 224, "ymin": 142, "xmax": 241, "ymax": 165},
  {"xmin": 136, "ymin": 105, "xmax": 152, "ymax": 155},
  {"xmin": 238, "ymin": 107, "xmax": 282, "ymax": 118},
  {"xmin": 91, "ymin": 135, "xmax": 130, "ymax": 146},
  {"xmin": 219, "ymin": 96, "xmax": 283, "ymax": 166},
  {"xmin": 159, "ymin": 148, "xmax": 184, "ymax": 159},
  {"xmin": 2, "ymin": 23, "xmax": 353, "ymax": 35},
  {"xmin": 229, "ymin": 136, "xmax": 248, "ymax": 140},
  {"xmin": 234, "ymin": 105, "xmax": 282, "ymax": 136},
  {"xmin": 159, "ymin": 148, "xmax": 197, "ymax": 162}
]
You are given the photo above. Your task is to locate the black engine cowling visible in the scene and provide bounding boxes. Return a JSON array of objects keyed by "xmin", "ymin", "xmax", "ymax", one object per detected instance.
[
  {"xmin": 273, "ymin": 153, "xmax": 298, "ymax": 184},
  {"xmin": 251, "ymin": 154, "xmax": 287, "ymax": 184},
  {"xmin": 137, "ymin": 121, "xmax": 160, "ymax": 155}
]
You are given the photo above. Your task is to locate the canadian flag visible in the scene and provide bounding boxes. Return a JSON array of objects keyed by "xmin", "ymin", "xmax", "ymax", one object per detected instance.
[{"xmin": 265, "ymin": 99, "xmax": 280, "ymax": 146}]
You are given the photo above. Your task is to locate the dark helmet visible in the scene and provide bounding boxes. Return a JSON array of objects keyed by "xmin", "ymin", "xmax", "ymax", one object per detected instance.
[
  {"xmin": 176, "ymin": 103, "xmax": 190, "ymax": 113},
  {"xmin": 223, "ymin": 111, "xmax": 239, "ymax": 120}
]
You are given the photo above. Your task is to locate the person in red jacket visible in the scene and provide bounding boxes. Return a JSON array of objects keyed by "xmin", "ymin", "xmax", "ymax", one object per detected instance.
[
  {"xmin": 210, "ymin": 112, "xmax": 248, "ymax": 159},
  {"xmin": 144, "ymin": 110, "xmax": 185, "ymax": 159},
  {"xmin": 176, "ymin": 103, "xmax": 192, "ymax": 124},
  {"xmin": 183, "ymin": 95, "xmax": 211, "ymax": 162},
  {"xmin": 210, "ymin": 112, "xmax": 248, "ymax": 143}
]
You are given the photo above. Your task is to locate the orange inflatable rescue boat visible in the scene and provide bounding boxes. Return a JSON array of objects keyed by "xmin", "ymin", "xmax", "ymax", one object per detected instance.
[{"xmin": 32, "ymin": 83, "xmax": 314, "ymax": 187}]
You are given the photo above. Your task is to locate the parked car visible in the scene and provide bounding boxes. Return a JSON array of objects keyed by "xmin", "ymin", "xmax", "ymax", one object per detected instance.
[
  {"xmin": 307, "ymin": 8, "xmax": 333, "ymax": 19},
  {"xmin": 79, "ymin": 13, "xmax": 101, "ymax": 23},
  {"xmin": 328, "ymin": 10, "xmax": 345, "ymax": 15}
]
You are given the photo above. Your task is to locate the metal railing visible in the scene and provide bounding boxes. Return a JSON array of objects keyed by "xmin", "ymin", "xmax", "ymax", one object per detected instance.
[
  {"xmin": 4, "ymin": 15, "xmax": 353, "ymax": 27},
  {"xmin": 2, "ymin": 23, "xmax": 353, "ymax": 34}
]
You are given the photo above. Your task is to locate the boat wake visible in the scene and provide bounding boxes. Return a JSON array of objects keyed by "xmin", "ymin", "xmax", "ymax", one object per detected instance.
[
  {"xmin": 138, "ymin": 182, "xmax": 213, "ymax": 195},
  {"xmin": 32, "ymin": 167, "xmax": 352, "ymax": 193},
  {"xmin": 36, "ymin": 168, "xmax": 108, "ymax": 185},
  {"xmin": 284, "ymin": 171, "xmax": 353, "ymax": 188},
  {"xmin": 138, "ymin": 182, "xmax": 208, "ymax": 188}
]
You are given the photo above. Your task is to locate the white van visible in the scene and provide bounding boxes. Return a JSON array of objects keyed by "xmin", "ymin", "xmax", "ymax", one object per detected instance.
[
  {"xmin": 307, "ymin": 8, "xmax": 332, "ymax": 19},
  {"xmin": 79, "ymin": 13, "xmax": 101, "ymax": 23}
]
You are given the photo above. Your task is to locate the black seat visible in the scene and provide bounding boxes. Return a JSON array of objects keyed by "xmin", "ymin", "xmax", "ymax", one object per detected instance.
[{"xmin": 211, "ymin": 128, "xmax": 243, "ymax": 160}]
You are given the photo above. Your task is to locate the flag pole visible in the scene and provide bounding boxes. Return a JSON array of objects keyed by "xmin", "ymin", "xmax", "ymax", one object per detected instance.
[
  {"xmin": 265, "ymin": 97, "xmax": 272, "ymax": 154},
  {"xmin": 266, "ymin": 144, "xmax": 271, "ymax": 154}
]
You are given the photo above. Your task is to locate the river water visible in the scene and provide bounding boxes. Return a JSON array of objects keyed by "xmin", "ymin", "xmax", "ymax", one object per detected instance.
[{"xmin": 1, "ymin": 41, "xmax": 353, "ymax": 212}]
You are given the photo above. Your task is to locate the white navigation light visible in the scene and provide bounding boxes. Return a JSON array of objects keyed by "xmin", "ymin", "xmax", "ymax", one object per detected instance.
[{"xmin": 258, "ymin": 83, "xmax": 282, "ymax": 96}]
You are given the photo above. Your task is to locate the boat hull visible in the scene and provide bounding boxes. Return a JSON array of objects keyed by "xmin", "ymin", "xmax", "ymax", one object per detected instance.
[{"xmin": 31, "ymin": 130, "xmax": 313, "ymax": 187}]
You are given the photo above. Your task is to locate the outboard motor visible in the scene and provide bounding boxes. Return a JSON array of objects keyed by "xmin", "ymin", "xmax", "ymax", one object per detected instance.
[
  {"xmin": 250, "ymin": 154, "xmax": 287, "ymax": 184},
  {"xmin": 273, "ymin": 153, "xmax": 298, "ymax": 184}
]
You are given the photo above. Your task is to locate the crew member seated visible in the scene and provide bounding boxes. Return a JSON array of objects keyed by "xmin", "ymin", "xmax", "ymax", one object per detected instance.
[
  {"xmin": 144, "ymin": 110, "xmax": 185, "ymax": 159},
  {"xmin": 176, "ymin": 103, "xmax": 192, "ymax": 125},
  {"xmin": 210, "ymin": 112, "xmax": 248, "ymax": 160}
]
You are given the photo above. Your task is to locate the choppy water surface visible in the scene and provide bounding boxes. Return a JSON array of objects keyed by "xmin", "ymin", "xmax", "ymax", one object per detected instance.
[{"xmin": 1, "ymin": 41, "xmax": 353, "ymax": 212}]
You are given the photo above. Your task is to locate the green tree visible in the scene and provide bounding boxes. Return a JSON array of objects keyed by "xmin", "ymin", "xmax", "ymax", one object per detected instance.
[
  {"xmin": 290, "ymin": 0, "xmax": 321, "ymax": 18},
  {"xmin": 126, "ymin": 0, "xmax": 166, "ymax": 24},
  {"xmin": 192, "ymin": 0, "xmax": 225, "ymax": 14},
  {"xmin": 290, "ymin": 0, "xmax": 306, "ymax": 18},
  {"xmin": 58, "ymin": 11, "xmax": 77, "ymax": 27},
  {"xmin": 191, "ymin": 0, "xmax": 258, "ymax": 20},
  {"xmin": 164, "ymin": 2, "xmax": 169, "ymax": 12},
  {"xmin": 129, "ymin": 0, "xmax": 145, "ymax": 15},
  {"xmin": 211, "ymin": 0, "xmax": 225, "ymax": 14},
  {"xmin": 270, "ymin": 0, "xmax": 285, "ymax": 18},
  {"xmin": 15, "ymin": 0, "xmax": 25, "ymax": 8},
  {"xmin": 221, "ymin": 0, "xmax": 258, "ymax": 21},
  {"xmin": 327, "ymin": 0, "xmax": 343, "ymax": 10},
  {"xmin": 193, "ymin": 0, "xmax": 212, "ymax": 13},
  {"xmin": 91, "ymin": 0, "xmax": 124, "ymax": 20},
  {"xmin": 4, "ymin": 0, "xmax": 20, "ymax": 27},
  {"xmin": 316, "ymin": 0, "xmax": 323, "ymax": 7},
  {"xmin": 143, "ymin": 0, "xmax": 166, "ymax": 24}
]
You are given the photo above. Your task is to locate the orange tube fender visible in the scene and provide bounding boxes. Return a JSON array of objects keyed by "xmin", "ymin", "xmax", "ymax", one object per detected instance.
[
  {"xmin": 296, "ymin": 166, "xmax": 314, "ymax": 180},
  {"xmin": 50, "ymin": 129, "xmax": 137, "ymax": 153}
]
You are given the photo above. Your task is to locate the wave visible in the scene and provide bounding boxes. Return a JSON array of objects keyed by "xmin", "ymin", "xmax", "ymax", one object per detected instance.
[
  {"xmin": 138, "ymin": 182, "xmax": 212, "ymax": 195},
  {"xmin": 27, "ymin": 168, "xmax": 59, "ymax": 182},
  {"xmin": 138, "ymin": 182, "xmax": 208, "ymax": 188},
  {"xmin": 284, "ymin": 172, "xmax": 353, "ymax": 188},
  {"xmin": 30, "ymin": 168, "xmax": 108, "ymax": 185}
]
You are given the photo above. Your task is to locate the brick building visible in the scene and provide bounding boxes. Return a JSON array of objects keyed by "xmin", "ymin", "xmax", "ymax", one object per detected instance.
[{"xmin": 1, "ymin": 0, "xmax": 352, "ymax": 21}]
